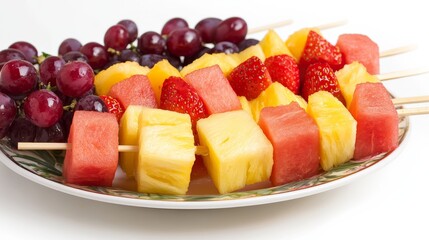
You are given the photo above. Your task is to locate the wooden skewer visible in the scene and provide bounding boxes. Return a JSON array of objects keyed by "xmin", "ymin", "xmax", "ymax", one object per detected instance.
[
  {"xmin": 248, "ymin": 19, "xmax": 294, "ymax": 34},
  {"xmin": 377, "ymin": 66, "xmax": 429, "ymax": 81},
  {"xmin": 392, "ymin": 95, "xmax": 429, "ymax": 105},
  {"xmin": 379, "ymin": 44, "xmax": 418, "ymax": 58},
  {"xmin": 313, "ymin": 19, "xmax": 348, "ymax": 30},
  {"xmin": 397, "ymin": 107, "xmax": 429, "ymax": 117}
]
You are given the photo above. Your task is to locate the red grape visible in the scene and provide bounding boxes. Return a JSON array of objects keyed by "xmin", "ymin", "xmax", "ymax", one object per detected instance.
[
  {"xmin": 104, "ymin": 24, "xmax": 130, "ymax": 51},
  {"xmin": 58, "ymin": 38, "xmax": 82, "ymax": 55},
  {"xmin": 238, "ymin": 38, "xmax": 259, "ymax": 51},
  {"xmin": 195, "ymin": 17, "xmax": 221, "ymax": 43},
  {"xmin": 0, "ymin": 59, "xmax": 37, "ymax": 96},
  {"xmin": 214, "ymin": 17, "xmax": 248, "ymax": 44},
  {"xmin": 211, "ymin": 41, "xmax": 239, "ymax": 54},
  {"xmin": 118, "ymin": 19, "xmax": 138, "ymax": 43},
  {"xmin": 0, "ymin": 49, "xmax": 26, "ymax": 70},
  {"xmin": 75, "ymin": 94, "xmax": 108, "ymax": 112},
  {"xmin": 80, "ymin": 42, "xmax": 109, "ymax": 69},
  {"xmin": 0, "ymin": 92, "xmax": 17, "ymax": 138},
  {"xmin": 140, "ymin": 54, "xmax": 166, "ymax": 68},
  {"xmin": 161, "ymin": 18, "xmax": 188, "ymax": 36},
  {"xmin": 23, "ymin": 89, "xmax": 63, "ymax": 128},
  {"xmin": 9, "ymin": 41, "xmax": 38, "ymax": 64},
  {"xmin": 56, "ymin": 61, "xmax": 94, "ymax": 97},
  {"xmin": 39, "ymin": 56, "xmax": 65, "ymax": 87},
  {"xmin": 62, "ymin": 51, "xmax": 88, "ymax": 63},
  {"xmin": 166, "ymin": 28, "xmax": 202, "ymax": 57},
  {"xmin": 7, "ymin": 117, "xmax": 37, "ymax": 147},
  {"xmin": 138, "ymin": 31, "xmax": 166, "ymax": 55},
  {"xmin": 35, "ymin": 123, "xmax": 66, "ymax": 143},
  {"xmin": 118, "ymin": 49, "xmax": 140, "ymax": 63}
]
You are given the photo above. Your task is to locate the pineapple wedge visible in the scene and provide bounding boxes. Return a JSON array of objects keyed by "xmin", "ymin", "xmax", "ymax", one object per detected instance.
[
  {"xmin": 336, "ymin": 61, "xmax": 380, "ymax": 108},
  {"xmin": 180, "ymin": 53, "xmax": 239, "ymax": 76},
  {"xmin": 197, "ymin": 110, "xmax": 273, "ymax": 194},
  {"xmin": 119, "ymin": 105, "xmax": 145, "ymax": 178},
  {"xmin": 259, "ymin": 29, "xmax": 294, "ymax": 59},
  {"xmin": 248, "ymin": 82, "xmax": 307, "ymax": 122},
  {"xmin": 136, "ymin": 108, "xmax": 196, "ymax": 195},
  {"xmin": 147, "ymin": 59, "xmax": 181, "ymax": 105},
  {"xmin": 307, "ymin": 91, "xmax": 357, "ymax": 171},
  {"xmin": 236, "ymin": 44, "xmax": 266, "ymax": 64}
]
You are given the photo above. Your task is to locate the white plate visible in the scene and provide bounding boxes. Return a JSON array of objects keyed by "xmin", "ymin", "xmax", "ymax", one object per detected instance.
[{"xmin": 0, "ymin": 115, "xmax": 409, "ymax": 209}]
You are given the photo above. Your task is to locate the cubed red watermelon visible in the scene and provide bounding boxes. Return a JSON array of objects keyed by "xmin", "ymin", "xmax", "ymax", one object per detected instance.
[
  {"xmin": 259, "ymin": 102, "xmax": 320, "ymax": 186},
  {"xmin": 63, "ymin": 111, "xmax": 119, "ymax": 186},
  {"xmin": 336, "ymin": 34, "xmax": 379, "ymax": 75},
  {"xmin": 107, "ymin": 74, "xmax": 157, "ymax": 109},
  {"xmin": 184, "ymin": 65, "xmax": 242, "ymax": 114},
  {"xmin": 348, "ymin": 82, "xmax": 399, "ymax": 159}
]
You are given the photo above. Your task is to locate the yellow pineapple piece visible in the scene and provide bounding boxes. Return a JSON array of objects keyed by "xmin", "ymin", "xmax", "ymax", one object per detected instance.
[
  {"xmin": 95, "ymin": 61, "xmax": 150, "ymax": 95},
  {"xmin": 136, "ymin": 108, "xmax": 196, "ymax": 195},
  {"xmin": 238, "ymin": 96, "xmax": 252, "ymax": 116},
  {"xmin": 307, "ymin": 91, "xmax": 357, "ymax": 171},
  {"xmin": 259, "ymin": 29, "xmax": 294, "ymax": 59},
  {"xmin": 286, "ymin": 28, "xmax": 321, "ymax": 61},
  {"xmin": 118, "ymin": 105, "xmax": 145, "ymax": 178},
  {"xmin": 180, "ymin": 53, "xmax": 239, "ymax": 76},
  {"xmin": 249, "ymin": 82, "xmax": 307, "ymax": 122},
  {"xmin": 197, "ymin": 110, "xmax": 273, "ymax": 194},
  {"xmin": 236, "ymin": 44, "xmax": 266, "ymax": 64},
  {"xmin": 147, "ymin": 59, "xmax": 181, "ymax": 104},
  {"xmin": 336, "ymin": 61, "xmax": 380, "ymax": 107}
]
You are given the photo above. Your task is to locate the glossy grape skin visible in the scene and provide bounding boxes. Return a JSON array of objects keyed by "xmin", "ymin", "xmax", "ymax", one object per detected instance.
[
  {"xmin": 104, "ymin": 24, "xmax": 130, "ymax": 51},
  {"xmin": 35, "ymin": 123, "xmax": 66, "ymax": 143},
  {"xmin": 0, "ymin": 92, "xmax": 17, "ymax": 139},
  {"xmin": 161, "ymin": 17, "xmax": 189, "ymax": 36},
  {"xmin": 75, "ymin": 94, "xmax": 108, "ymax": 112},
  {"xmin": 62, "ymin": 51, "xmax": 88, "ymax": 63},
  {"xmin": 0, "ymin": 59, "xmax": 37, "ymax": 96},
  {"xmin": 80, "ymin": 42, "xmax": 109, "ymax": 69},
  {"xmin": 166, "ymin": 28, "xmax": 203, "ymax": 57},
  {"xmin": 56, "ymin": 61, "xmax": 95, "ymax": 97},
  {"xmin": 137, "ymin": 31, "xmax": 166, "ymax": 55},
  {"xmin": 195, "ymin": 17, "xmax": 221, "ymax": 43},
  {"xmin": 211, "ymin": 41, "xmax": 239, "ymax": 54},
  {"xmin": 213, "ymin": 17, "xmax": 248, "ymax": 44},
  {"xmin": 237, "ymin": 38, "xmax": 259, "ymax": 51},
  {"xmin": 39, "ymin": 56, "xmax": 65, "ymax": 87},
  {"xmin": 119, "ymin": 49, "xmax": 140, "ymax": 63},
  {"xmin": 23, "ymin": 89, "xmax": 63, "ymax": 128},
  {"xmin": 0, "ymin": 49, "xmax": 26, "ymax": 70},
  {"xmin": 58, "ymin": 38, "xmax": 82, "ymax": 55},
  {"xmin": 118, "ymin": 19, "xmax": 138, "ymax": 43},
  {"xmin": 9, "ymin": 41, "xmax": 38, "ymax": 64},
  {"xmin": 7, "ymin": 117, "xmax": 37, "ymax": 147},
  {"xmin": 140, "ymin": 54, "xmax": 166, "ymax": 68}
]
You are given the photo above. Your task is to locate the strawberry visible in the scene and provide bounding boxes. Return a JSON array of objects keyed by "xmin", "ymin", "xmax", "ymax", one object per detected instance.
[
  {"xmin": 264, "ymin": 54, "xmax": 300, "ymax": 94},
  {"xmin": 99, "ymin": 95, "xmax": 124, "ymax": 122},
  {"xmin": 160, "ymin": 76, "xmax": 208, "ymax": 132},
  {"xmin": 228, "ymin": 56, "xmax": 272, "ymax": 100},
  {"xmin": 301, "ymin": 62, "xmax": 345, "ymax": 104},
  {"xmin": 299, "ymin": 30, "xmax": 343, "ymax": 72}
]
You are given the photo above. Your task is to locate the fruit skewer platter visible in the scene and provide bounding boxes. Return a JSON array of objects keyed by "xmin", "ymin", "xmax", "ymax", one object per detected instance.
[{"xmin": 0, "ymin": 17, "xmax": 428, "ymax": 208}]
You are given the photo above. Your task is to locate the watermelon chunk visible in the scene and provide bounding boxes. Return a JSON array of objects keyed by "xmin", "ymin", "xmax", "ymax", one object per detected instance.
[
  {"xmin": 259, "ymin": 103, "xmax": 320, "ymax": 186},
  {"xmin": 336, "ymin": 34, "xmax": 380, "ymax": 75},
  {"xmin": 183, "ymin": 65, "xmax": 242, "ymax": 114},
  {"xmin": 348, "ymin": 82, "xmax": 399, "ymax": 159},
  {"xmin": 63, "ymin": 111, "xmax": 119, "ymax": 186},
  {"xmin": 107, "ymin": 74, "xmax": 157, "ymax": 109}
]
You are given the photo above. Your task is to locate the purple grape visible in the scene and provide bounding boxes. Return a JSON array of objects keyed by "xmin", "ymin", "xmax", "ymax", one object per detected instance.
[
  {"xmin": 195, "ymin": 17, "xmax": 221, "ymax": 43},
  {"xmin": 23, "ymin": 89, "xmax": 63, "ymax": 128},
  {"xmin": 183, "ymin": 46, "xmax": 210, "ymax": 66},
  {"xmin": 213, "ymin": 17, "xmax": 248, "ymax": 44},
  {"xmin": 80, "ymin": 42, "xmax": 109, "ymax": 69},
  {"xmin": 166, "ymin": 28, "xmax": 203, "ymax": 57},
  {"xmin": 118, "ymin": 49, "xmax": 140, "ymax": 63},
  {"xmin": 39, "ymin": 56, "xmax": 65, "ymax": 87},
  {"xmin": 104, "ymin": 24, "xmax": 130, "ymax": 51},
  {"xmin": 75, "ymin": 94, "xmax": 108, "ymax": 112},
  {"xmin": 35, "ymin": 123, "xmax": 66, "ymax": 143},
  {"xmin": 163, "ymin": 52, "xmax": 182, "ymax": 69},
  {"xmin": 237, "ymin": 38, "xmax": 259, "ymax": 51},
  {"xmin": 62, "ymin": 51, "xmax": 88, "ymax": 63},
  {"xmin": 9, "ymin": 41, "xmax": 38, "ymax": 64},
  {"xmin": 56, "ymin": 61, "xmax": 94, "ymax": 97},
  {"xmin": 211, "ymin": 41, "xmax": 239, "ymax": 54},
  {"xmin": 0, "ymin": 59, "xmax": 38, "ymax": 96},
  {"xmin": 0, "ymin": 92, "xmax": 17, "ymax": 139},
  {"xmin": 58, "ymin": 38, "xmax": 82, "ymax": 55},
  {"xmin": 137, "ymin": 31, "xmax": 166, "ymax": 55},
  {"xmin": 60, "ymin": 110, "xmax": 74, "ymax": 138},
  {"xmin": 118, "ymin": 19, "xmax": 138, "ymax": 43},
  {"xmin": 139, "ymin": 54, "xmax": 166, "ymax": 68},
  {"xmin": 0, "ymin": 49, "xmax": 26, "ymax": 69},
  {"xmin": 7, "ymin": 117, "xmax": 37, "ymax": 147},
  {"xmin": 161, "ymin": 18, "xmax": 189, "ymax": 36}
]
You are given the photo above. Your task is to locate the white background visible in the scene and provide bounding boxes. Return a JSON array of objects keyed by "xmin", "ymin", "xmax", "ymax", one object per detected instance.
[{"xmin": 1, "ymin": 0, "xmax": 429, "ymax": 239}]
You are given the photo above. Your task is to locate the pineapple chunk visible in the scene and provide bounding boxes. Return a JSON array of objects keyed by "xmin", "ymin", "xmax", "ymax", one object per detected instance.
[
  {"xmin": 236, "ymin": 44, "xmax": 266, "ymax": 64},
  {"xmin": 286, "ymin": 28, "xmax": 321, "ymax": 61},
  {"xmin": 95, "ymin": 61, "xmax": 150, "ymax": 95},
  {"xmin": 180, "ymin": 53, "xmax": 239, "ymax": 76},
  {"xmin": 136, "ymin": 108, "xmax": 196, "ymax": 195},
  {"xmin": 307, "ymin": 91, "xmax": 357, "ymax": 171},
  {"xmin": 238, "ymin": 96, "xmax": 252, "ymax": 116},
  {"xmin": 197, "ymin": 110, "xmax": 273, "ymax": 194},
  {"xmin": 259, "ymin": 29, "xmax": 294, "ymax": 59},
  {"xmin": 147, "ymin": 59, "xmax": 181, "ymax": 105},
  {"xmin": 249, "ymin": 82, "xmax": 307, "ymax": 122},
  {"xmin": 336, "ymin": 61, "xmax": 380, "ymax": 107},
  {"xmin": 119, "ymin": 105, "xmax": 145, "ymax": 178}
]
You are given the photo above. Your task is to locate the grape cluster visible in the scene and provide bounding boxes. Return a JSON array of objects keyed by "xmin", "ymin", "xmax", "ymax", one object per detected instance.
[{"xmin": 0, "ymin": 17, "xmax": 258, "ymax": 147}]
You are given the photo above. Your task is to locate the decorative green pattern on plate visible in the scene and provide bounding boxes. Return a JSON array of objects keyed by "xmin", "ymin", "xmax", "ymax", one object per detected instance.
[{"xmin": 0, "ymin": 115, "xmax": 408, "ymax": 202}]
